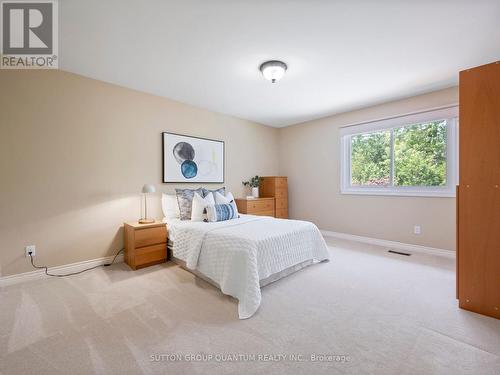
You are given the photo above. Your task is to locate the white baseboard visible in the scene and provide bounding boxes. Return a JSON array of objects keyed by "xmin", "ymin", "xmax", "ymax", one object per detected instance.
[
  {"xmin": 1, "ymin": 231, "xmax": 454, "ymax": 286},
  {"xmin": 0, "ymin": 254, "xmax": 124, "ymax": 287},
  {"xmin": 320, "ymin": 230, "xmax": 455, "ymax": 259}
]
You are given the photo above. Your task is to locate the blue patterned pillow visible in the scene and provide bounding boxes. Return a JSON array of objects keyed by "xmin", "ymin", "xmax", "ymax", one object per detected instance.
[{"xmin": 206, "ymin": 203, "xmax": 238, "ymax": 222}]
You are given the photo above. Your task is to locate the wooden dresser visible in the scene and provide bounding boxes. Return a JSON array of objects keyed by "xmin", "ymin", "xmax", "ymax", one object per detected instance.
[
  {"xmin": 235, "ymin": 197, "xmax": 275, "ymax": 217},
  {"xmin": 124, "ymin": 221, "xmax": 167, "ymax": 270},
  {"xmin": 260, "ymin": 176, "xmax": 288, "ymax": 218}
]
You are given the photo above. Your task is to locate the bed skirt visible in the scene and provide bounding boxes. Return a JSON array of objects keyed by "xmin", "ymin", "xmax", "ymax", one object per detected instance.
[{"xmin": 170, "ymin": 255, "xmax": 314, "ymax": 289}]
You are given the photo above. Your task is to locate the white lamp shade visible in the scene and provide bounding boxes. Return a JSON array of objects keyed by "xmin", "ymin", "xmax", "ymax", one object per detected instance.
[{"xmin": 141, "ymin": 184, "xmax": 156, "ymax": 194}]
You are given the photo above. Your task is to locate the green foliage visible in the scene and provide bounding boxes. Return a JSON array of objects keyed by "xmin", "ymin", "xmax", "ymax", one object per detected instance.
[
  {"xmin": 351, "ymin": 131, "xmax": 391, "ymax": 186},
  {"xmin": 242, "ymin": 175, "xmax": 263, "ymax": 188},
  {"xmin": 351, "ymin": 121, "xmax": 447, "ymax": 187},
  {"xmin": 394, "ymin": 121, "xmax": 446, "ymax": 186}
]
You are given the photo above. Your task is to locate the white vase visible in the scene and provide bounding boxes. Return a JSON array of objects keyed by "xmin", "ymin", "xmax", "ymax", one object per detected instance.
[{"xmin": 252, "ymin": 187, "xmax": 259, "ymax": 198}]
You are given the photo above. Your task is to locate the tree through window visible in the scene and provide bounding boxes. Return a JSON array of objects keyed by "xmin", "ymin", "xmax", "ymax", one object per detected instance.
[{"xmin": 341, "ymin": 109, "xmax": 457, "ymax": 197}]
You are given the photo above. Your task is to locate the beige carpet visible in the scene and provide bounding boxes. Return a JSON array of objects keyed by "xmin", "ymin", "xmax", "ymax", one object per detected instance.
[{"xmin": 1, "ymin": 238, "xmax": 499, "ymax": 375}]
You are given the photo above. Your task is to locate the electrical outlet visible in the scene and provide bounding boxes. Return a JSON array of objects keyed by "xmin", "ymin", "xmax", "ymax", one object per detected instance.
[
  {"xmin": 413, "ymin": 225, "xmax": 421, "ymax": 235},
  {"xmin": 25, "ymin": 245, "xmax": 36, "ymax": 257}
]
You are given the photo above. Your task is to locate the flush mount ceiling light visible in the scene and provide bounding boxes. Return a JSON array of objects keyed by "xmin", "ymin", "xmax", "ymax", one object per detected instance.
[{"xmin": 260, "ymin": 60, "xmax": 287, "ymax": 83}]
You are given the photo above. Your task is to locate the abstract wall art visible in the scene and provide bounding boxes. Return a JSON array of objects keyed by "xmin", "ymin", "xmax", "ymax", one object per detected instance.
[{"xmin": 162, "ymin": 132, "xmax": 224, "ymax": 183}]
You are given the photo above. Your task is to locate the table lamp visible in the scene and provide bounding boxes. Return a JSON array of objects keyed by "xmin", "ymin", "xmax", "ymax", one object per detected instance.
[{"xmin": 139, "ymin": 184, "xmax": 156, "ymax": 224}]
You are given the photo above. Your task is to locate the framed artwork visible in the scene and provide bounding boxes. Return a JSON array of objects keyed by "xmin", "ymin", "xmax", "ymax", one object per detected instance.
[{"xmin": 162, "ymin": 132, "xmax": 225, "ymax": 183}]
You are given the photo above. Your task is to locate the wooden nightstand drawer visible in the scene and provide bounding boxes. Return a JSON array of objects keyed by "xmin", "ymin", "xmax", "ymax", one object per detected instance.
[
  {"xmin": 135, "ymin": 226, "xmax": 167, "ymax": 247},
  {"xmin": 135, "ymin": 243, "xmax": 166, "ymax": 267},
  {"xmin": 124, "ymin": 221, "xmax": 168, "ymax": 270}
]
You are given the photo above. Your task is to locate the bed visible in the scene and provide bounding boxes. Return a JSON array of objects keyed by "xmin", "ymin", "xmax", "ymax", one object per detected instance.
[{"xmin": 165, "ymin": 214, "xmax": 330, "ymax": 319}]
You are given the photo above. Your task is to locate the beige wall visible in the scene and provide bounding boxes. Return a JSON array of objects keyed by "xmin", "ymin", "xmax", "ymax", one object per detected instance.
[
  {"xmin": 0, "ymin": 71, "xmax": 457, "ymax": 278},
  {"xmin": 278, "ymin": 87, "xmax": 458, "ymax": 251},
  {"xmin": 0, "ymin": 71, "xmax": 279, "ymax": 277}
]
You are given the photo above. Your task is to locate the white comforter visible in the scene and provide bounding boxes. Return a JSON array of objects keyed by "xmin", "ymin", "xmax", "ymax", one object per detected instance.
[{"xmin": 167, "ymin": 215, "xmax": 330, "ymax": 319}]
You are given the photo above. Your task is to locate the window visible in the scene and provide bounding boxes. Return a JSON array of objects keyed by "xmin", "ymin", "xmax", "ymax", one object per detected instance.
[{"xmin": 340, "ymin": 107, "xmax": 458, "ymax": 197}]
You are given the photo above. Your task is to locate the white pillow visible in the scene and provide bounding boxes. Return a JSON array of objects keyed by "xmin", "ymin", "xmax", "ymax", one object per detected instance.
[
  {"xmin": 191, "ymin": 192, "xmax": 215, "ymax": 222},
  {"xmin": 161, "ymin": 194, "xmax": 180, "ymax": 220},
  {"xmin": 214, "ymin": 191, "xmax": 235, "ymax": 205},
  {"xmin": 214, "ymin": 191, "xmax": 239, "ymax": 216}
]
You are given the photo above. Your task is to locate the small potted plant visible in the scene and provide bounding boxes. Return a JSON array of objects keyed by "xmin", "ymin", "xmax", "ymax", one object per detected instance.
[{"xmin": 242, "ymin": 176, "xmax": 263, "ymax": 198}]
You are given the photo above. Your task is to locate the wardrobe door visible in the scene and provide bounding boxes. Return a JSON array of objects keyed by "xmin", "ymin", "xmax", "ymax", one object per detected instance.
[
  {"xmin": 458, "ymin": 61, "xmax": 500, "ymax": 319},
  {"xmin": 459, "ymin": 62, "xmax": 500, "ymax": 183}
]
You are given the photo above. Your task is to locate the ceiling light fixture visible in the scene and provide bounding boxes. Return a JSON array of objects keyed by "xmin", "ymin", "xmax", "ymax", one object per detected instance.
[{"xmin": 260, "ymin": 60, "xmax": 287, "ymax": 83}]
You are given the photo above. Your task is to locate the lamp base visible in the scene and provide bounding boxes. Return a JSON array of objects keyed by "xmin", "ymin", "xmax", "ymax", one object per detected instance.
[{"xmin": 138, "ymin": 218, "xmax": 155, "ymax": 224}]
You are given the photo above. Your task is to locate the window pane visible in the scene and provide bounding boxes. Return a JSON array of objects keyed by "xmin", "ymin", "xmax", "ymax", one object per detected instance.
[
  {"xmin": 393, "ymin": 120, "xmax": 447, "ymax": 187},
  {"xmin": 351, "ymin": 130, "xmax": 391, "ymax": 186}
]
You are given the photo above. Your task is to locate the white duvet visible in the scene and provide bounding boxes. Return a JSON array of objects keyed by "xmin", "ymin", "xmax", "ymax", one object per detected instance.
[{"xmin": 167, "ymin": 215, "xmax": 330, "ymax": 319}]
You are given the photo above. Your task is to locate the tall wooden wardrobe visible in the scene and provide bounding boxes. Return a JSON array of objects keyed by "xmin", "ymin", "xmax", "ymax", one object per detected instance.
[{"xmin": 457, "ymin": 61, "xmax": 500, "ymax": 319}]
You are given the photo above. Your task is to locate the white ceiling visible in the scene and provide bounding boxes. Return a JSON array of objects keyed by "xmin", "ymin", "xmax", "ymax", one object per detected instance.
[{"xmin": 60, "ymin": 0, "xmax": 500, "ymax": 127}]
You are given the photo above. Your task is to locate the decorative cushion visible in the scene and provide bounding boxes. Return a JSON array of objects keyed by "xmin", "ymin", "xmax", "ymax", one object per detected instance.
[
  {"xmin": 214, "ymin": 191, "xmax": 235, "ymax": 205},
  {"xmin": 206, "ymin": 203, "xmax": 239, "ymax": 222},
  {"xmin": 202, "ymin": 187, "xmax": 225, "ymax": 198},
  {"xmin": 191, "ymin": 192, "xmax": 215, "ymax": 222},
  {"xmin": 175, "ymin": 188, "xmax": 204, "ymax": 220},
  {"xmin": 161, "ymin": 194, "xmax": 180, "ymax": 219},
  {"xmin": 213, "ymin": 191, "xmax": 239, "ymax": 217}
]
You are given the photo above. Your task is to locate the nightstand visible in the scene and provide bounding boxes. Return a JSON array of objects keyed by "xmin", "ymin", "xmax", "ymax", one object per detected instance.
[
  {"xmin": 124, "ymin": 221, "xmax": 167, "ymax": 270},
  {"xmin": 235, "ymin": 197, "xmax": 275, "ymax": 217}
]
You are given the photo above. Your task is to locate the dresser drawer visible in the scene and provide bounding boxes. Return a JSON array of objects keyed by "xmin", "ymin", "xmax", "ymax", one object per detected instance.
[
  {"xmin": 275, "ymin": 187, "xmax": 288, "ymax": 199},
  {"xmin": 247, "ymin": 199, "xmax": 274, "ymax": 212},
  {"xmin": 275, "ymin": 198, "xmax": 288, "ymax": 209},
  {"xmin": 275, "ymin": 178, "xmax": 287, "ymax": 188},
  {"xmin": 276, "ymin": 208, "xmax": 288, "ymax": 219},
  {"xmin": 135, "ymin": 226, "xmax": 167, "ymax": 248},
  {"xmin": 135, "ymin": 243, "xmax": 166, "ymax": 266}
]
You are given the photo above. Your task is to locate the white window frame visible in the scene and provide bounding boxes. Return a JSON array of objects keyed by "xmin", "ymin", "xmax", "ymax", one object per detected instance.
[{"xmin": 340, "ymin": 106, "xmax": 458, "ymax": 197}]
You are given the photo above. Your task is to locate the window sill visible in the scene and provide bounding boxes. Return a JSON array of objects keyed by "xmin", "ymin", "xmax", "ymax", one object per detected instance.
[{"xmin": 340, "ymin": 188, "xmax": 456, "ymax": 198}]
